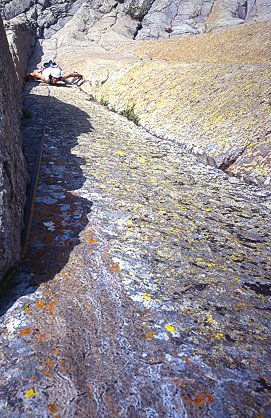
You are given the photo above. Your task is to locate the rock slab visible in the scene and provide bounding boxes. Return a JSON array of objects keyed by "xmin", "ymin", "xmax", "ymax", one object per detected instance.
[{"xmin": 0, "ymin": 81, "xmax": 270, "ymax": 417}]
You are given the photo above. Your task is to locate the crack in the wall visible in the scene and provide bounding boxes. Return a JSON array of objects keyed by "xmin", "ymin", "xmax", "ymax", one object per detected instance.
[
  {"xmin": 168, "ymin": 0, "xmax": 180, "ymax": 38},
  {"xmin": 218, "ymin": 145, "xmax": 249, "ymax": 171}
]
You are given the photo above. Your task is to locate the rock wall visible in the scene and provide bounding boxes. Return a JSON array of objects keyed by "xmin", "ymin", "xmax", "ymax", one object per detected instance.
[
  {"xmin": 0, "ymin": 16, "xmax": 28, "ymax": 281},
  {"xmin": 0, "ymin": 0, "xmax": 270, "ymax": 40},
  {"xmin": 4, "ymin": 17, "xmax": 36, "ymax": 88}
]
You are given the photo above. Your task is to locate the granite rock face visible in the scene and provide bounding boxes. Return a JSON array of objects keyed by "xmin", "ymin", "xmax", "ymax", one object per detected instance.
[
  {"xmin": 1, "ymin": 0, "xmax": 270, "ymax": 40},
  {"xmin": 54, "ymin": 3, "xmax": 141, "ymax": 50},
  {"xmin": 4, "ymin": 18, "xmax": 36, "ymax": 88},
  {"xmin": 0, "ymin": 16, "xmax": 28, "ymax": 281}
]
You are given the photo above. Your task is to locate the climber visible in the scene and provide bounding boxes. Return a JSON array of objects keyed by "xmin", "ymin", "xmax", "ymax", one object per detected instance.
[{"xmin": 24, "ymin": 60, "xmax": 83, "ymax": 85}]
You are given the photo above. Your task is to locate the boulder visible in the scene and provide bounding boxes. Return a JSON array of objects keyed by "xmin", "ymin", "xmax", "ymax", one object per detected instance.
[
  {"xmin": 135, "ymin": 0, "xmax": 213, "ymax": 39},
  {"xmin": 54, "ymin": 5, "xmax": 140, "ymax": 48},
  {"xmin": 2, "ymin": 0, "xmax": 34, "ymax": 20},
  {"xmin": 120, "ymin": 0, "xmax": 155, "ymax": 20},
  {"xmin": 206, "ymin": 0, "xmax": 245, "ymax": 31}
]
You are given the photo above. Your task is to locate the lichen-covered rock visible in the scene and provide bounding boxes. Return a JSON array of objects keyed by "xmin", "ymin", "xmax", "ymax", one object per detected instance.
[
  {"xmin": 60, "ymin": 19, "xmax": 270, "ymax": 189},
  {"xmin": 94, "ymin": 57, "xmax": 271, "ymax": 189},
  {"xmin": 0, "ymin": 80, "xmax": 270, "ymax": 418},
  {"xmin": 0, "ymin": 16, "xmax": 28, "ymax": 281}
]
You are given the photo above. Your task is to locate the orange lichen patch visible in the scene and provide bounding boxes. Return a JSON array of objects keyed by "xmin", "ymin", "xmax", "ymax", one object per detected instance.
[
  {"xmin": 102, "ymin": 253, "xmax": 110, "ymax": 257},
  {"xmin": 46, "ymin": 299, "xmax": 57, "ymax": 312},
  {"xmin": 48, "ymin": 403, "xmax": 58, "ymax": 413},
  {"xmin": 35, "ymin": 331, "xmax": 46, "ymax": 341},
  {"xmin": 103, "ymin": 395, "xmax": 113, "ymax": 403},
  {"xmin": 53, "ymin": 347, "xmax": 60, "ymax": 355},
  {"xmin": 59, "ymin": 359, "xmax": 67, "ymax": 373},
  {"xmin": 35, "ymin": 300, "xmax": 45, "ymax": 309},
  {"xmin": 40, "ymin": 369, "xmax": 53, "ymax": 376},
  {"xmin": 44, "ymin": 358, "xmax": 54, "ymax": 369},
  {"xmin": 87, "ymin": 237, "xmax": 97, "ymax": 243},
  {"xmin": 183, "ymin": 356, "xmax": 193, "ymax": 365},
  {"xmin": 111, "ymin": 407, "xmax": 120, "ymax": 417},
  {"xmin": 83, "ymin": 227, "xmax": 96, "ymax": 236},
  {"xmin": 19, "ymin": 328, "xmax": 32, "ymax": 336},
  {"xmin": 182, "ymin": 392, "xmax": 214, "ymax": 406},
  {"xmin": 86, "ymin": 383, "xmax": 93, "ymax": 400},
  {"xmin": 88, "ymin": 227, "xmax": 96, "ymax": 233},
  {"xmin": 145, "ymin": 331, "xmax": 156, "ymax": 339},
  {"xmin": 170, "ymin": 378, "xmax": 195, "ymax": 386},
  {"xmin": 110, "ymin": 264, "xmax": 120, "ymax": 270},
  {"xmin": 40, "ymin": 357, "xmax": 55, "ymax": 375}
]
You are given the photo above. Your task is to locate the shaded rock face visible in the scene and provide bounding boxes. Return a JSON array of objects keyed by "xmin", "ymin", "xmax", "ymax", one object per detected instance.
[
  {"xmin": 0, "ymin": 16, "xmax": 28, "ymax": 281},
  {"xmin": 0, "ymin": 0, "xmax": 270, "ymax": 40}
]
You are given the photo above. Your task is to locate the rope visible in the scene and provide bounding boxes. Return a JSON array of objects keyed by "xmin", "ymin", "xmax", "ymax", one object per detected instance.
[{"xmin": 22, "ymin": 86, "xmax": 51, "ymax": 258}]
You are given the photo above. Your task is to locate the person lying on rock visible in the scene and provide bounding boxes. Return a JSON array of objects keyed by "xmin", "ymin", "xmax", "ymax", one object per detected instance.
[{"xmin": 24, "ymin": 60, "xmax": 84, "ymax": 85}]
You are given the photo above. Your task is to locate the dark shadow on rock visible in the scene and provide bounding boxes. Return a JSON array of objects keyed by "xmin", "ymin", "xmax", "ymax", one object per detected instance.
[
  {"xmin": 26, "ymin": 40, "xmax": 43, "ymax": 72},
  {"xmin": 0, "ymin": 85, "xmax": 93, "ymax": 315}
]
